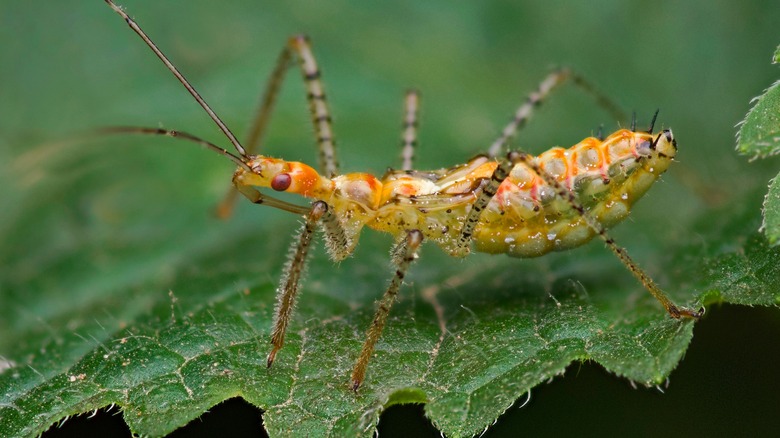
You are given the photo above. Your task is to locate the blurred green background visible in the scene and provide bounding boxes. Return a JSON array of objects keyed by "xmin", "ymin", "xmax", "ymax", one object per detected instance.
[{"xmin": 2, "ymin": 0, "xmax": 779, "ymax": 436}]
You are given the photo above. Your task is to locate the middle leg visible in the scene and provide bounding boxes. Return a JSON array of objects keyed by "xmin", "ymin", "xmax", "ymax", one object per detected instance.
[{"xmin": 487, "ymin": 69, "xmax": 627, "ymax": 158}]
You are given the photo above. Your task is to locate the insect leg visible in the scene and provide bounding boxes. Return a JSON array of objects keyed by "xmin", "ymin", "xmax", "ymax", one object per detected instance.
[
  {"xmin": 569, "ymin": 72, "xmax": 627, "ymax": 126},
  {"xmin": 351, "ymin": 229, "xmax": 424, "ymax": 391},
  {"xmin": 267, "ymin": 201, "xmax": 329, "ymax": 368},
  {"xmin": 216, "ymin": 47, "xmax": 295, "ymax": 218},
  {"xmin": 453, "ymin": 158, "xmax": 515, "ymax": 256},
  {"xmin": 287, "ymin": 35, "xmax": 340, "ymax": 178},
  {"xmin": 508, "ymin": 151, "xmax": 702, "ymax": 319},
  {"xmin": 487, "ymin": 69, "xmax": 627, "ymax": 158},
  {"xmin": 218, "ymin": 36, "xmax": 338, "ymax": 217},
  {"xmin": 400, "ymin": 90, "xmax": 420, "ymax": 171},
  {"xmin": 487, "ymin": 69, "xmax": 570, "ymax": 158}
]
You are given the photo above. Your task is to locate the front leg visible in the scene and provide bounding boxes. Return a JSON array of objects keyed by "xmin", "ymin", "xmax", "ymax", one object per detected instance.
[{"xmin": 267, "ymin": 201, "xmax": 329, "ymax": 367}]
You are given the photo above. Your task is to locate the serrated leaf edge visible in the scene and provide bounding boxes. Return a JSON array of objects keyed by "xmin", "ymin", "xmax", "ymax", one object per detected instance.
[
  {"xmin": 761, "ymin": 172, "xmax": 780, "ymax": 246},
  {"xmin": 736, "ymin": 78, "xmax": 780, "ymax": 160}
]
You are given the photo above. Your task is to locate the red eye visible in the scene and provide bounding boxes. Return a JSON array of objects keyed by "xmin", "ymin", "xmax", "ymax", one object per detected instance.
[{"xmin": 271, "ymin": 173, "xmax": 292, "ymax": 191}]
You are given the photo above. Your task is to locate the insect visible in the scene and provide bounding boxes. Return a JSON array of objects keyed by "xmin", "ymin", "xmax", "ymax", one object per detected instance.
[{"xmin": 104, "ymin": 0, "xmax": 702, "ymax": 390}]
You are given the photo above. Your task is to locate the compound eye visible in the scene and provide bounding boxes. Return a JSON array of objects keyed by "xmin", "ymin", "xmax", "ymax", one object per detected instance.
[{"xmin": 271, "ymin": 173, "xmax": 292, "ymax": 191}]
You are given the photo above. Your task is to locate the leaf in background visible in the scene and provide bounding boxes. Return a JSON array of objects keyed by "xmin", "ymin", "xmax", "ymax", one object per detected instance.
[
  {"xmin": 736, "ymin": 44, "xmax": 780, "ymax": 246},
  {"xmin": 736, "ymin": 78, "xmax": 780, "ymax": 159}
]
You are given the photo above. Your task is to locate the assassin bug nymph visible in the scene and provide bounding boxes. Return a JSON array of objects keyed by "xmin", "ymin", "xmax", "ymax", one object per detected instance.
[{"xmin": 105, "ymin": 0, "xmax": 702, "ymax": 390}]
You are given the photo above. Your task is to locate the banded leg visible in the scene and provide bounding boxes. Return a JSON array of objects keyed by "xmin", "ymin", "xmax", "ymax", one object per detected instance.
[
  {"xmin": 487, "ymin": 69, "xmax": 627, "ymax": 158},
  {"xmin": 351, "ymin": 229, "xmax": 424, "ymax": 391},
  {"xmin": 507, "ymin": 150, "xmax": 702, "ymax": 319},
  {"xmin": 267, "ymin": 201, "xmax": 329, "ymax": 368},
  {"xmin": 453, "ymin": 157, "xmax": 515, "ymax": 255},
  {"xmin": 290, "ymin": 35, "xmax": 339, "ymax": 177},
  {"xmin": 216, "ymin": 35, "xmax": 339, "ymax": 217},
  {"xmin": 487, "ymin": 69, "xmax": 570, "ymax": 158},
  {"xmin": 400, "ymin": 90, "xmax": 420, "ymax": 171}
]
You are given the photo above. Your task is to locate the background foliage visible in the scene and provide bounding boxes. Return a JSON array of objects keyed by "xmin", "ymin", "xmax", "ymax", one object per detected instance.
[
  {"xmin": 736, "ymin": 42, "xmax": 780, "ymax": 245},
  {"xmin": 1, "ymin": 0, "xmax": 779, "ymax": 436}
]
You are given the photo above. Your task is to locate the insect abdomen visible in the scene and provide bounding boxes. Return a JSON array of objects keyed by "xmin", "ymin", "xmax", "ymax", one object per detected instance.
[{"xmin": 474, "ymin": 129, "xmax": 675, "ymax": 257}]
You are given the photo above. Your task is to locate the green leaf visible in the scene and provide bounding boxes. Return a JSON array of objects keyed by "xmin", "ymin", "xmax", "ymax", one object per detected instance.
[
  {"xmin": 774, "ymin": 44, "xmax": 780, "ymax": 64},
  {"xmin": 2, "ymin": 145, "xmax": 778, "ymax": 437},
  {"xmin": 3, "ymin": 2, "xmax": 780, "ymax": 437},
  {"xmin": 736, "ymin": 79, "xmax": 780, "ymax": 159},
  {"xmin": 2, "ymin": 157, "xmax": 776, "ymax": 438},
  {"xmin": 763, "ymin": 173, "xmax": 780, "ymax": 245},
  {"xmin": 736, "ymin": 43, "xmax": 780, "ymax": 245}
]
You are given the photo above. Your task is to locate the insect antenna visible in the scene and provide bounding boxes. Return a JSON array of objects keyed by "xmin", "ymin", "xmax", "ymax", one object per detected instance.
[
  {"xmin": 105, "ymin": 0, "xmax": 248, "ymax": 158},
  {"xmin": 630, "ymin": 111, "xmax": 637, "ymax": 131},
  {"xmin": 646, "ymin": 109, "xmax": 660, "ymax": 134},
  {"xmin": 97, "ymin": 126, "xmax": 252, "ymax": 171}
]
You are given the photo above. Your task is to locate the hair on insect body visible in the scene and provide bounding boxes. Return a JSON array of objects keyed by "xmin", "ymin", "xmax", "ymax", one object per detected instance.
[{"xmin": 104, "ymin": 0, "xmax": 702, "ymax": 391}]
